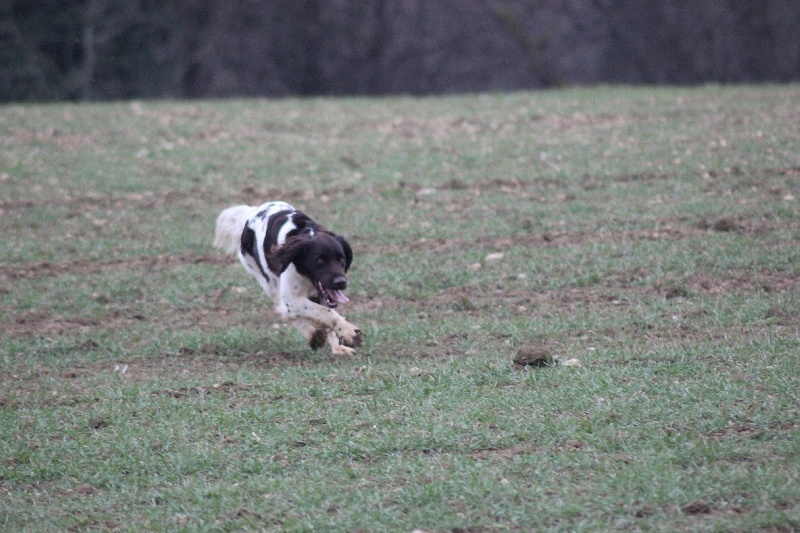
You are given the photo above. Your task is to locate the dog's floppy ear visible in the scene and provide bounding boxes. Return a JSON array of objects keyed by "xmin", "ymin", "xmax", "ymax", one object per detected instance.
[
  {"xmin": 266, "ymin": 236, "xmax": 311, "ymax": 274},
  {"xmin": 336, "ymin": 235, "xmax": 353, "ymax": 271}
]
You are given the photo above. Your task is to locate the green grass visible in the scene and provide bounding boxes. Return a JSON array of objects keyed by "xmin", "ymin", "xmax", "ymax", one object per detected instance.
[{"xmin": 1, "ymin": 84, "xmax": 799, "ymax": 531}]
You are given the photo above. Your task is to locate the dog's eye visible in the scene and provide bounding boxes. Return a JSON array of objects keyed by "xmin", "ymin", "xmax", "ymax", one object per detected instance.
[{"xmin": 317, "ymin": 258, "xmax": 325, "ymax": 266}]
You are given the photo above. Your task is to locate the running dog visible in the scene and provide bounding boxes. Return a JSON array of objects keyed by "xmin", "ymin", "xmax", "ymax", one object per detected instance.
[{"xmin": 214, "ymin": 201, "xmax": 363, "ymax": 355}]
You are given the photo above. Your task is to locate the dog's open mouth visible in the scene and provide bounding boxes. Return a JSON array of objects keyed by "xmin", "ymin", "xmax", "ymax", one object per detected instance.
[{"xmin": 316, "ymin": 281, "xmax": 350, "ymax": 308}]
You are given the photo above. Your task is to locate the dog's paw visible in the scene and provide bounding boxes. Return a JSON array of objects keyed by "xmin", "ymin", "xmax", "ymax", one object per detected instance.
[
  {"xmin": 308, "ymin": 328, "xmax": 327, "ymax": 350},
  {"xmin": 332, "ymin": 344, "xmax": 356, "ymax": 356},
  {"xmin": 341, "ymin": 328, "xmax": 363, "ymax": 348}
]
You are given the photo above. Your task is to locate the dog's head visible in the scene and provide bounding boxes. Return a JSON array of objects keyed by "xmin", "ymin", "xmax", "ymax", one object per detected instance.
[{"xmin": 268, "ymin": 232, "xmax": 353, "ymax": 308}]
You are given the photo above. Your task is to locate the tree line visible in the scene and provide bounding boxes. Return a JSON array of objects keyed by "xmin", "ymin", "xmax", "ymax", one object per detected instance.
[{"xmin": 2, "ymin": 0, "xmax": 798, "ymax": 102}]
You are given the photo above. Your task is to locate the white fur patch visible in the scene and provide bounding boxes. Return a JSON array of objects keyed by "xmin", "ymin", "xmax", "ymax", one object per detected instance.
[{"xmin": 276, "ymin": 217, "xmax": 297, "ymax": 245}]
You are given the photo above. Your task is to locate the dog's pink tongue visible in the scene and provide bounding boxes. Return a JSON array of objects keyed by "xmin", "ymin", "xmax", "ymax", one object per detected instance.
[{"xmin": 331, "ymin": 290, "xmax": 350, "ymax": 304}]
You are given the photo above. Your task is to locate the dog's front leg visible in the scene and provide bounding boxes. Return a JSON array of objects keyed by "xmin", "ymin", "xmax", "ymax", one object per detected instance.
[
  {"xmin": 288, "ymin": 319, "xmax": 328, "ymax": 351},
  {"xmin": 326, "ymin": 330, "xmax": 358, "ymax": 355},
  {"xmin": 293, "ymin": 302, "xmax": 362, "ymax": 352},
  {"xmin": 278, "ymin": 279, "xmax": 362, "ymax": 353},
  {"xmin": 293, "ymin": 319, "xmax": 357, "ymax": 355}
]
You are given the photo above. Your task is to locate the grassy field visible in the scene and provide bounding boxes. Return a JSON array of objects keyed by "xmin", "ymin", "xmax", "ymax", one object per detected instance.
[{"xmin": 1, "ymin": 84, "xmax": 799, "ymax": 532}]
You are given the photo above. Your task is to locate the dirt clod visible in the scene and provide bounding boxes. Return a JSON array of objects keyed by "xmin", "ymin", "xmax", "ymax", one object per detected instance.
[
  {"xmin": 711, "ymin": 218, "xmax": 739, "ymax": 232},
  {"xmin": 664, "ymin": 285, "xmax": 690, "ymax": 299},
  {"xmin": 73, "ymin": 483, "xmax": 99, "ymax": 496},
  {"xmin": 513, "ymin": 344, "xmax": 553, "ymax": 368},
  {"xmin": 634, "ymin": 504, "xmax": 655, "ymax": 517},
  {"xmin": 681, "ymin": 499, "xmax": 711, "ymax": 515},
  {"xmin": 765, "ymin": 307, "xmax": 788, "ymax": 319},
  {"xmin": 89, "ymin": 417, "xmax": 109, "ymax": 430}
]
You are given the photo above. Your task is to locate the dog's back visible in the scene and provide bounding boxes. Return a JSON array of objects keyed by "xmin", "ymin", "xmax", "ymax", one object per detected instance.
[{"xmin": 213, "ymin": 205, "xmax": 258, "ymax": 256}]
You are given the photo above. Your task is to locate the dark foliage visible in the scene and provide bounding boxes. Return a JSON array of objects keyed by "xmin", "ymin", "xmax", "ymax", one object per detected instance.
[{"xmin": 2, "ymin": 0, "xmax": 798, "ymax": 102}]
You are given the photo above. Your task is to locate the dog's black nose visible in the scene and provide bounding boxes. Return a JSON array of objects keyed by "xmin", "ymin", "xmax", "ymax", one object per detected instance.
[{"xmin": 332, "ymin": 276, "xmax": 347, "ymax": 290}]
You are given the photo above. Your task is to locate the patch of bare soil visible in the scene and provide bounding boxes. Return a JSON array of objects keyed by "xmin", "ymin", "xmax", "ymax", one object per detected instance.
[
  {"xmin": 470, "ymin": 445, "xmax": 536, "ymax": 461},
  {"xmin": 1, "ymin": 127, "xmax": 94, "ymax": 150},
  {"xmin": 707, "ymin": 423, "xmax": 765, "ymax": 441},
  {"xmin": 5, "ymin": 160, "xmax": 796, "ymax": 220},
  {"xmin": 689, "ymin": 271, "xmax": 800, "ymax": 295},
  {"xmin": 0, "ymin": 253, "xmax": 227, "ymax": 282},
  {"xmin": 8, "ymin": 309, "xmax": 148, "ymax": 340},
  {"xmin": 1, "ymin": 292, "xmax": 243, "ymax": 341},
  {"xmin": 0, "ymin": 181, "xmax": 355, "ymax": 217},
  {"xmin": 359, "ymin": 110, "xmax": 654, "ymax": 140},
  {"xmin": 150, "ymin": 380, "xmax": 251, "ymax": 399},
  {"xmin": 58, "ymin": 483, "xmax": 100, "ymax": 497},
  {"xmin": 419, "ymin": 284, "xmax": 590, "ymax": 316},
  {"xmin": 397, "ymin": 217, "xmax": 800, "ymax": 257},
  {"xmin": 4, "ymin": 259, "xmax": 796, "ymax": 350},
  {"xmin": 542, "ymin": 111, "xmax": 638, "ymax": 130},
  {"xmin": 218, "ymin": 508, "xmax": 263, "ymax": 523},
  {"xmin": 391, "ymin": 163, "xmax": 800, "ymax": 201},
  {"xmin": 373, "ymin": 225, "xmax": 698, "ymax": 257},
  {"xmin": 374, "ymin": 265, "xmax": 798, "ymax": 359},
  {"xmin": 5, "ymin": 310, "xmax": 102, "ymax": 338},
  {"xmin": 4, "ymin": 204, "xmax": 797, "ymax": 362},
  {"xmin": 421, "ymin": 265, "xmax": 798, "ymax": 313},
  {"xmin": 707, "ymin": 421, "xmax": 798, "ymax": 441}
]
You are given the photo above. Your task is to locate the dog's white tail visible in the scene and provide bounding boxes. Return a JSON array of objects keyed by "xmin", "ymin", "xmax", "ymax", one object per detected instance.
[{"xmin": 213, "ymin": 205, "xmax": 254, "ymax": 256}]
